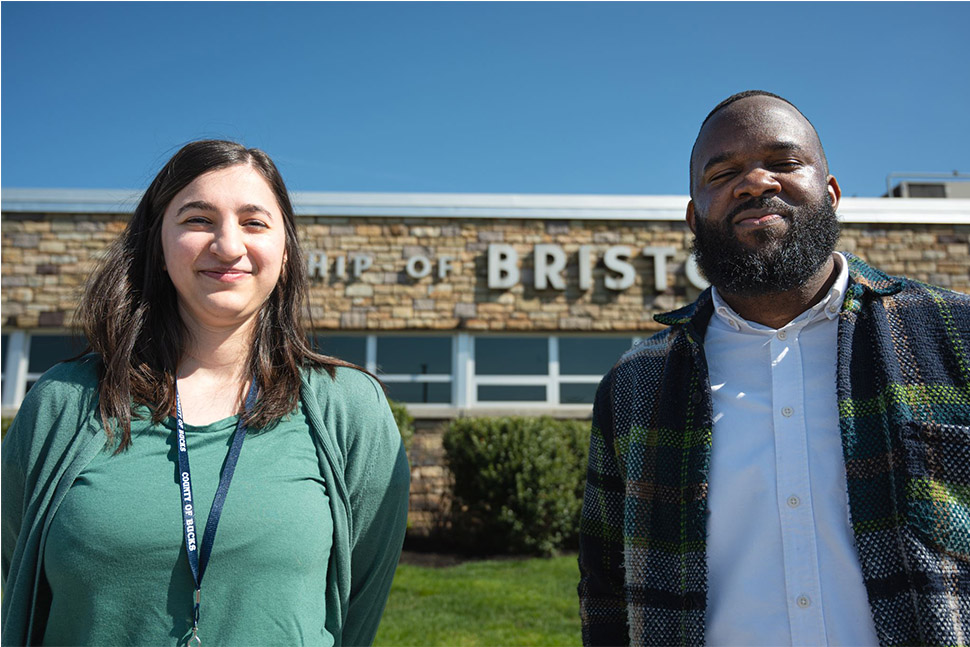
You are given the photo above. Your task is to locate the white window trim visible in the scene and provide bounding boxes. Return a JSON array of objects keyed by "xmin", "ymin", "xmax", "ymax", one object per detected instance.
[
  {"xmin": 0, "ymin": 331, "xmax": 628, "ymax": 412},
  {"xmin": 2, "ymin": 332, "xmax": 30, "ymax": 408},
  {"xmin": 469, "ymin": 336, "xmax": 625, "ymax": 407}
]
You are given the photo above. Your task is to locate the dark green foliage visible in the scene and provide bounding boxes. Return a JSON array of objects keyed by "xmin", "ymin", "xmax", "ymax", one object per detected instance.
[
  {"xmin": 1, "ymin": 417, "xmax": 11, "ymax": 440},
  {"xmin": 443, "ymin": 416, "xmax": 590, "ymax": 556},
  {"xmin": 389, "ymin": 400, "xmax": 414, "ymax": 451}
]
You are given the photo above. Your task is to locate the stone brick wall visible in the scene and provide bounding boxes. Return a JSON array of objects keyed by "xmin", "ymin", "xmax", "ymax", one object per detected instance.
[
  {"xmin": 2, "ymin": 214, "xmax": 128, "ymax": 328},
  {"xmin": 3, "ymin": 211, "xmax": 967, "ymax": 330},
  {"xmin": 3, "ymin": 211, "xmax": 968, "ymax": 536},
  {"xmin": 406, "ymin": 419, "xmax": 452, "ymax": 538}
]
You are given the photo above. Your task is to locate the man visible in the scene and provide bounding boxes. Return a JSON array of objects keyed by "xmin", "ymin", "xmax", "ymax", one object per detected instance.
[{"xmin": 578, "ymin": 90, "xmax": 970, "ymax": 647}]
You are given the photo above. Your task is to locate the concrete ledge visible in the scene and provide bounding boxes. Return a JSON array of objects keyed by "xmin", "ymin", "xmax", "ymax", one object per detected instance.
[
  {"xmin": 3, "ymin": 188, "xmax": 968, "ymax": 224},
  {"xmin": 407, "ymin": 404, "xmax": 593, "ymax": 420}
]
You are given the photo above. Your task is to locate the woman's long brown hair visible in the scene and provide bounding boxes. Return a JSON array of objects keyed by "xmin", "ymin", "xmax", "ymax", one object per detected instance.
[{"xmin": 76, "ymin": 140, "xmax": 359, "ymax": 450}]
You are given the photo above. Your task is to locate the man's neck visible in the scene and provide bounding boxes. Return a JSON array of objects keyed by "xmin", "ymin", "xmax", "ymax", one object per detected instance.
[{"xmin": 715, "ymin": 254, "xmax": 839, "ymax": 329}]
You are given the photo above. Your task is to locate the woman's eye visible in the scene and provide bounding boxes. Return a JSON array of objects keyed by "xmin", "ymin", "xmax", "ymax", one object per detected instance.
[{"xmin": 244, "ymin": 220, "xmax": 269, "ymax": 229}]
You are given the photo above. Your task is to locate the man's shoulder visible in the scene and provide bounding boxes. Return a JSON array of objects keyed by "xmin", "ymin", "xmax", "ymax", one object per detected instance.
[
  {"xmin": 894, "ymin": 277, "xmax": 970, "ymax": 307},
  {"xmin": 602, "ymin": 292, "xmax": 710, "ymax": 385},
  {"xmin": 846, "ymin": 252, "xmax": 970, "ymax": 308},
  {"xmin": 598, "ymin": 326, "xmax": 686, "ymax": 394},
  {"xmin": 618, "ymin": 327, "xmax": 680, "ymax": 364}
]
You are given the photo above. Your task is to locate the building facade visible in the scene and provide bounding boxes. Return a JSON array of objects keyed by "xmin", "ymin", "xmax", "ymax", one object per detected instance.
[{"xmin": 3, "ymin": 190, "xmax": 969, "ymax": 417}]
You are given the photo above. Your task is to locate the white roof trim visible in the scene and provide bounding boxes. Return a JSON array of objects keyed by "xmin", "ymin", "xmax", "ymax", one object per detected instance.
[{"xmin": 2, "ymin": 188, "xmax": 969, "ymax": 224}]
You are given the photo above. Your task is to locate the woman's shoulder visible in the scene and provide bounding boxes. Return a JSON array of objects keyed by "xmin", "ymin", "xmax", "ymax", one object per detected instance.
[
  {"xmin": 300, "ymin": 364, "xmax": 394, "ymax": 442},
  {"xmin": 34, "ymin": 353, "xmax": 101, "ymax": 387},
  {"xmin": 302, "ymin": 364, "xmax": 385, "ymax": 404},
  {"xmin": 4, "ymin": 355, "xmax": 102, "ymax": 460},
  {"xmin": 22, "ymin": 354, "xmax": 101, "ymax": 407}
]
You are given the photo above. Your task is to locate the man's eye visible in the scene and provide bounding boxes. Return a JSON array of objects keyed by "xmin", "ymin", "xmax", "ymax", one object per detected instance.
[
  {"xmin": 773, "ymin": 160, "xmax": 801, "ymax": 170},
  {"xmin": 708, "ymin": 170, "xmax": 734, "ymax": 182}
]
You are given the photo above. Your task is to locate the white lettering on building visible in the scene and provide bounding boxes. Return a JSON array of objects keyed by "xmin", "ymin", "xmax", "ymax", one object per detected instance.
[
  {"xmin": 534, "ymin": 244, "xmax": 567, "ymax": 290},
  {"xmin": 603, "ymin": 246, "xmax": 635, "ymax": 291},
  {"xmin": 487, "ymin": 244, "xmax": 520, "ymax": 289},
  {"xmin": 406, "ymin": 255, "xmax": 433, "ymax": 279},
  {"xmin": 307, "ymin": 252, "xmax": 374, "ymax": 280},
  {"xmin": 305, "ymin": 244, "xmax": 709, "ymax": 291}
]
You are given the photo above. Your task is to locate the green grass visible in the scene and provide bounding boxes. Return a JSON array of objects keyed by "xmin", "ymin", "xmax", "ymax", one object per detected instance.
[{"xmin": 375, "ymin": 555, "xmax": 581, "ymax": 647}]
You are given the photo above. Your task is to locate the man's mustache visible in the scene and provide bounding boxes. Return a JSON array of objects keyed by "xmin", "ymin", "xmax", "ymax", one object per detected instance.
[{"xmin": 726, "ymin": 197, "xmax": 796, "ymax": 222}]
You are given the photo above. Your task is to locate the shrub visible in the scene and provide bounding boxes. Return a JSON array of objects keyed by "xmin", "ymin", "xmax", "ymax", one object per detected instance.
[
  {"xmin": 389, "ymin": 400, "xmax": 414, "ymax": 451},
  {"xmin": 442, "ymin": 416, "xmax": 590, "ymax": 556}
]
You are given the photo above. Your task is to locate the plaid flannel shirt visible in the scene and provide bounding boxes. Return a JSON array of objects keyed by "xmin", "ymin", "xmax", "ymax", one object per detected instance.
[{"xmin": 578, "ymin": 254, "xmax": 970, "ymax": 646}]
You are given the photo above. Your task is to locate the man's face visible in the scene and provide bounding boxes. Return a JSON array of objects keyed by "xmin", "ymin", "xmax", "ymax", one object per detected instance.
[{"xmin": 686, "ymin": 96, "xmax": 842, "ymax": 296}]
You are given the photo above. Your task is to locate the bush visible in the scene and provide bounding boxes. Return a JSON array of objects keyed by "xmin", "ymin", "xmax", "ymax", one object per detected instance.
[
  {"xmin": 388, "ymin": 400, "xmax": 414, "ymax": 451},
  {"xmin": 442, "ymin": 416, "xmax": 590, "ymax": 556}
]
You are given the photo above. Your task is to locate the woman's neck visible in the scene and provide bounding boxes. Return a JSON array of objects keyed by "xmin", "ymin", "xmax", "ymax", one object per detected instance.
[{"xmin": 176, "ymin": 318, "xmax": 256, "ymax": 425}]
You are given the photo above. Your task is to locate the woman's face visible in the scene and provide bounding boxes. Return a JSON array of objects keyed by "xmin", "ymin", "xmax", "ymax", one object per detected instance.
[{"xmin": 160, "ymin": 164, "xmax": 287, "ymax": 335}]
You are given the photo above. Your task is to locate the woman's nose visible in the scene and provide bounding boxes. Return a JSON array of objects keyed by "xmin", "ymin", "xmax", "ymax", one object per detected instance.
[{"xmin": 209, "ymin": 223, "xmax": 246, "ymax": 259}]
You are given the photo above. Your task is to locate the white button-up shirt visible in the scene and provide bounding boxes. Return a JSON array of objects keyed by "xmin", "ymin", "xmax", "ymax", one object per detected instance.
[{"xmin": 704, "ymin": 253, "xmax": 879, "ymax": 646}]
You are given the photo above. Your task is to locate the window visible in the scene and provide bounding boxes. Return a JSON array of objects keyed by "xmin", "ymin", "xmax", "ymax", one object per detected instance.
[
  {"xmin": 26, "ymin": 334, "xmax": 84, "ymax": 392},
  {"xmin": 313, "ymin": 335, "xmax": 367, "ymax": 367},
  {"xmin": 471, "ymin": 335, "xmax": 634, "ymax": 405},
  {"xmin": 306, "ymin": 333, "xmax": 631, "ymax": 407},
  {"xmin": 377, "ymin": 336, "xmax": 451, "ymax": 375},
  {"xmin": 2, "ymin": 331, "xmax": 634, "ymax": 410},
  {"xmin": 476, "ymin": 337, "xmax": 548, "ymax": 375},
  {"xmin": 559, "ymin": 337, "xmax": 633, "ymax": 376},
  {"xmin": 376, "ymin": 336, "xmax": 452, "ymax": 404}
]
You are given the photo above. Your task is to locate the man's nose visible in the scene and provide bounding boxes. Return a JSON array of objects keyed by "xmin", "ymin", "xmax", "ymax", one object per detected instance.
[
  {"xmin": 209, "ymin": 223, "xmax": 246, "ymax": 259},
  {"xmin": 733, "ymin": 167, "xmax": 782, "ymax": 200}
]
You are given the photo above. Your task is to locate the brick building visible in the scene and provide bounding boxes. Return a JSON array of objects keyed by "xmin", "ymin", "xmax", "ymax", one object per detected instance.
[
  {"xmin": 3, "ymin": 190, "xmax": 968, "ymax": 531},
  {"xmin": 3, "ymin": 190, "xmax": 969, "ymax": 414}
]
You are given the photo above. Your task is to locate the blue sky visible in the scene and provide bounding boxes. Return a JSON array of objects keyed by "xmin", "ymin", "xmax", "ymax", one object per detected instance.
[{"xmin": 2, "ymin": 2, "xmax": 968, "ymax": 198}]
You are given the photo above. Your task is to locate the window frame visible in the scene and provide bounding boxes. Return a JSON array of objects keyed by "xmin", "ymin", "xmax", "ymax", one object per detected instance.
[{"xmin": 1, "ymin": 330, "xmax": 637, "ymax": 410}]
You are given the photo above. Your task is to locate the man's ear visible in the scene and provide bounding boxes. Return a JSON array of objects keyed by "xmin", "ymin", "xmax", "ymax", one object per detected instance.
[
  {"xmin": 686, "ymin": 200, "xmax": 697, "ymax": 234},
  {"xmin": 827, "ymin": 175, "xmax": 842, "ymax": 211}
]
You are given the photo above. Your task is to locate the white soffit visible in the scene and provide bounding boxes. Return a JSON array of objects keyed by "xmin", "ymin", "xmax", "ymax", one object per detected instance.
[{"xmin": 2, "ymin": 188, "xmax": 969, "ymax": 225}]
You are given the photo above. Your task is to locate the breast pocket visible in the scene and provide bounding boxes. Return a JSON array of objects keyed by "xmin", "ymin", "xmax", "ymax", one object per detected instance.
[{"xmin": 902, "ymin": 420, "xmax": 970, "ymax": 561}]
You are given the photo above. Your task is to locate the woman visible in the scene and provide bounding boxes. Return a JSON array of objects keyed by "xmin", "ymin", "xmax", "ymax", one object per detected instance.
[{"xmin": 1, "ymin": 140, "xmax": 410, "ymax": 646}]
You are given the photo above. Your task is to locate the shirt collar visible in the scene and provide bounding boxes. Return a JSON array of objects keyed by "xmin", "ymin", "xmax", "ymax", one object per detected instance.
[{"xmin": 711, "ymin": 253, "xmax": 850, "ymax": 334}]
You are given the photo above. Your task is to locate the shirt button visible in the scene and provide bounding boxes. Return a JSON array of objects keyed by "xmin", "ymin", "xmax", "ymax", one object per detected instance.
[
  {"xmin": 777, "ymin": 330, "xmax": 787, "ymax": 340},
  {"xmin": 827, "ymin": 304, "xmax": 839, "ymax": 314},
  {"xmin": 797, "ymin": 595, "xmax": 811, "ymax": 608},
  {"xmin": 787, "ymin": 495, "xmax": 801, "ymax": 508},
  {"xmin": 781, "ymin": 406, "xmax": 794, "ymax": 417}
]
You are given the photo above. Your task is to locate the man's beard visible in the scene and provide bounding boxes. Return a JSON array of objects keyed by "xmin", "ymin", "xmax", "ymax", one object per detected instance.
[{"xmin": 691, "ymin": 196, "xmax": 840, "ymax": 297}]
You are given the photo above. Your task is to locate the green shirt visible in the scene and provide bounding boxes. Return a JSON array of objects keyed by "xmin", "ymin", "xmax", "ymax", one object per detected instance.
[
  {"xmin": 2, "ymin": 357, "xmax": 409, "ymax": 647},
  {"xmin": 42, "ymin": 401, "xmax": 333, "ymax": 646}
]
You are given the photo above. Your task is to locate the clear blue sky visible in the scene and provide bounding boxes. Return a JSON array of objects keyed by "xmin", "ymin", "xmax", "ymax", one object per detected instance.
[{"xmin": 2, "ymin": 2, "xmax": 968, "ymax": 198}]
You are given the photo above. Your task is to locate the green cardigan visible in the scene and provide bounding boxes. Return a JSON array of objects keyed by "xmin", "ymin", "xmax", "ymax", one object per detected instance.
[{"xmin": 1, "ymin": 357, "xmax": 410, "ymax": 646}]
